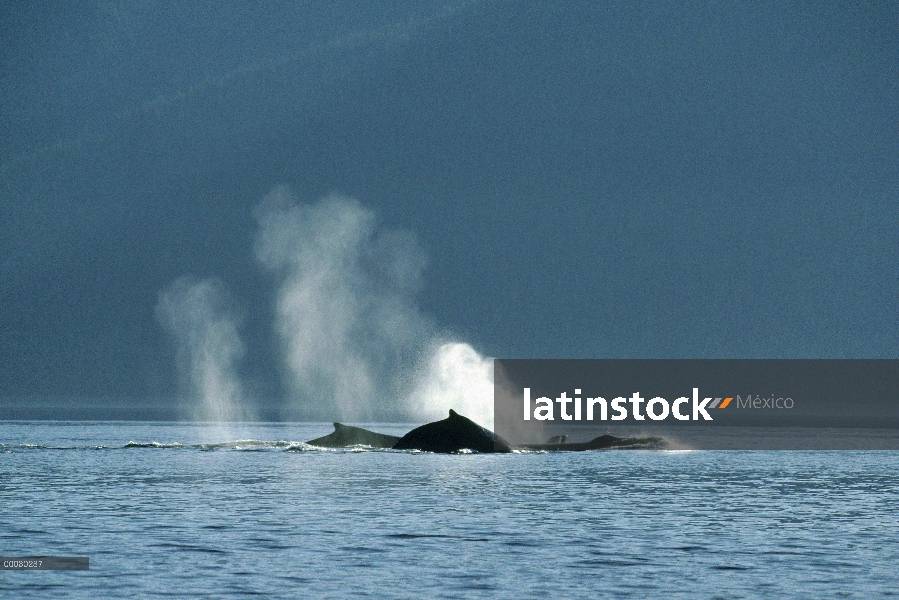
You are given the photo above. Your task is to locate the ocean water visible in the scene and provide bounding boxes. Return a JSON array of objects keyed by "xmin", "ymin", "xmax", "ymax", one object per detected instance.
[{"xmin": 2, "ymin": 421, "xmax": 898, "ymax": 599}]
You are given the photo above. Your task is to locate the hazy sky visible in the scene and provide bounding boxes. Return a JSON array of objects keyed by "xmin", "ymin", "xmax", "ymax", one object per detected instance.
[{"xmin": 1, "ymin": 1, "xmax": 897, "ymax": 417}]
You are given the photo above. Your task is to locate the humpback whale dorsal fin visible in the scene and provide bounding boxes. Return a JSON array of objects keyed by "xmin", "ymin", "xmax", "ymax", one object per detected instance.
[
  {"xmin": 333, "ymin": 422, "xmax": 344, "ymax": 430},
  {"xmin": 448, "ymin": 409, "xmax": 458, "ymax": 418}
]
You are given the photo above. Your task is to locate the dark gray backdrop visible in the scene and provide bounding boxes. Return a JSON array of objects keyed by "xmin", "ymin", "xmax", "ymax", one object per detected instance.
[{"xmin": 2, "ymin": 1, "xmax": 896, "ymax": 418}]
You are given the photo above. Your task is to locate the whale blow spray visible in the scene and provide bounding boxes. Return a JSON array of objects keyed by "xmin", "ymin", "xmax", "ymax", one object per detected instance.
[
  {"xmin": 253, "ymin": 187, "xmax": 494, "ymax": 427},
  {"xmin": 409, "ymin": 341, "xmax": 494, "ymax": 430},
  {"xmin": 157, "ymin": 187, "xmax": 495, "ymax": 427},
  {"xmin": 155, "ymin": 276, "xmax": 252, "ymax": 422}
]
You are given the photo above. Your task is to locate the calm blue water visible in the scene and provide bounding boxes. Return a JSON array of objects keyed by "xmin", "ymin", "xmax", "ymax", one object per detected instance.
[{"xmin": 2, "ymin": 421, "xmax": 898, "ymax": 598}]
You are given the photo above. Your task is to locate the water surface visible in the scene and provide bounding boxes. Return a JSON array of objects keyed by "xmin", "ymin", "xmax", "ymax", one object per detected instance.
[{"xmin": 2, "ymin": 422, "xmax": 897, "ymax": 598}]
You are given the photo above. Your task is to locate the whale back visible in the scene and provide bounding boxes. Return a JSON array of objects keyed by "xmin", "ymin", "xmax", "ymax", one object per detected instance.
[
  {"xmin": 306, "ymin": 423, "xmax": 400, "ymax": 448},
  {"xmin": 516, "ymin": 434, "xmax": 667, "ymax": 451},
  {"xmin": 392, "ymin": 409, "xmax": 513, "ymax": 453}
]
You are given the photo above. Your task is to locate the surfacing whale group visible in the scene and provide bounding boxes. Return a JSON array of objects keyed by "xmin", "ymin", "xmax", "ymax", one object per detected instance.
[{"xmin": 306, "ymin": 409, "xmax": 665, "ymax": 453}]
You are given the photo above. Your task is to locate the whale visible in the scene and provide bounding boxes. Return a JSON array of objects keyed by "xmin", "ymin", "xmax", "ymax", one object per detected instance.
[
  {"xmin": 516, "ymin": 434, "xmax": 666, "ymax": 451},
  {"xmin": 306, "ymin": 423, "xmax": 400, "ymax": 448},
  {"xmin": 305, "ymin": 412, "xmax": 665, "ymax": 453},
  {"xmin": 392, "ymin": 409, "xmax": 513, "ymax": 453}
]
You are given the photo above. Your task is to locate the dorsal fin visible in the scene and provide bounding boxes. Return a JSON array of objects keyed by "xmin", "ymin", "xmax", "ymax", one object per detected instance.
[
  {"xmin": 333, "ymin": 422, "xmax": 344, "ymax": 430},
  {"xmin": 448, "ymin": 409, "xmax": 458, "ymax": 418}
]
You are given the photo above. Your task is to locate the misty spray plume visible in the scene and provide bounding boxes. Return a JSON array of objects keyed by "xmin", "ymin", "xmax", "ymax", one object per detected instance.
[
  {"xmin": 155, "ymin": 276, "xmax": 252, "ymax": 422},
  {"xmin": 254, "ymin": 186, "xmax": 495, "ymax": 428}
]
